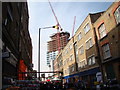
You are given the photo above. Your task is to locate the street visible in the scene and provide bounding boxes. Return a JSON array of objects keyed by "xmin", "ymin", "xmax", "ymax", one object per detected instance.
[{"xmin": 1, "ymin": 1, "xmax": 120, "ymax": 90}]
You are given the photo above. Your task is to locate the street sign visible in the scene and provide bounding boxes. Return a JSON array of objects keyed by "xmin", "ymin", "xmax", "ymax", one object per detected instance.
[
  {"xmin": 2, "ymin": 52, "xmax": 10, "ymax": 58},
  {"xmin": 96, "ymin": 72, "xmax": 102, "ymax": 82}
]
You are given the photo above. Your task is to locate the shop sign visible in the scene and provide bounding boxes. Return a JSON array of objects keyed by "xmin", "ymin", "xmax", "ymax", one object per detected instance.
[{"xmin": 2, "ymin": 52, "xmax": 10, "ymax": 58}]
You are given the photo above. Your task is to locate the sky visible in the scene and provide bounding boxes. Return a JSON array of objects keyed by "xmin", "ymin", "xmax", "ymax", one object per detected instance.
[{"xmin": 27, "ymin": 1, "xmax": 113, "ymax": 74}]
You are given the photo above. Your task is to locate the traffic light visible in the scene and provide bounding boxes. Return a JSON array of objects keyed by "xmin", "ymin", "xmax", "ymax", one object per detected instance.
[
  {"xmin": 52, "ymin": 25, "xmax": 59, "ymax": 29},
  {"xmin": 52, "ymin": 25, "xmax": 63, "ymax": 31}
]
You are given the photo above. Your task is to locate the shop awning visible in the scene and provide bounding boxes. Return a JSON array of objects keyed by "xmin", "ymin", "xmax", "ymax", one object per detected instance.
[{"xmin": 64, "ymin": 67, "xmax": 100, "ymax": 79}]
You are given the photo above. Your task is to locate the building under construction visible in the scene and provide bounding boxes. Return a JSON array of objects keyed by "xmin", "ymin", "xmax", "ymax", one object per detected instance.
[{"xmin": 46, "ymin": 32, "xmax": 70, "ymax": 66}]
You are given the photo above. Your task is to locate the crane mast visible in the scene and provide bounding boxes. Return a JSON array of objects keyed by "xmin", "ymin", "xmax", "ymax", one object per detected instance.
[
  {"xmin": 72, "ymin": 16, "xmax": 76, "ymax": 37},
  {"xmin": 48, "ymin": 0, "xmax": 62, "ymax": 52}
]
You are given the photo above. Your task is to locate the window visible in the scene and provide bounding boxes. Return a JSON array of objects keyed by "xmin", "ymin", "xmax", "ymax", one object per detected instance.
[
  {"xmin": 67, "ymin": 68, "xmax": 69, "ymax": 74},
  {"xmin": 77, "ymin": 32, "xmax": 82, "ymax": 41},
  {"xmin": 88, "ymin": 58, "xmax": 92, "ymax": 65},
  {"xmin": 84, "ymin": 23, "xmax": 90, "ymax": 34},
  {"xmin": 64, "ymin": 58, "xmax": 69, "ymax": 65},
  {"xmin": 78, "ymin": 62, "xmax": 81, "ymax": 68},
  {"xmin": 69, "ymin": 44, "xmax": 72, "ymax": 50},
  {"xmin": 78, "ymin": 60, "xmax": 86, "ymax": 68},
  {"xmin": 114, "ymin": 6, "xmax": 120, "ymax": 24},
  {"xmin": 102, "ymin": 44, "xmax": 111, "ymax": 59},
  {"xmin": 64, "ymin": 60, "xmax": 66, "ymax": 65},
  {"xmin": 69, "ymin": 55, "xmax": 73, "ymax": 61},
  {"xmin": 88, "ymin": 55, "xmax": 95, "ymax": 65},
  {"xmin": 86, "ymin": 38, "xmax": 93, "ymax": 49},
  {"xmin": 63, "ymin": 51, "xmax": 65, "ymax": 56},
  {"xmin": 79, "ymin": 46, "xmax": 84, "ymax": 55},
  {"xmin": 74, "ymin": 43, "xmax": 78, "ymax": 55},
  {"xmin": 71, "ymin": 66, "xmax": 75, "ymax": 72},
  {"xmin": 98, "ymin": 23, "xmax": 106, "ymax": 38},
  {"xmin": 65, "ymin": 48, "xmax": 68, "ymax": 54},
  {"xmin": 64, "ymin": 70, "xmax": 67, "ymax": 74}
]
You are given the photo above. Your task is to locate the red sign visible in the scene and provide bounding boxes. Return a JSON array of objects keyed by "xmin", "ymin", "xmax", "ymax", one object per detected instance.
[{"xmin": 18, "ymin": 60, "xmax": 27, "ymax": 80}]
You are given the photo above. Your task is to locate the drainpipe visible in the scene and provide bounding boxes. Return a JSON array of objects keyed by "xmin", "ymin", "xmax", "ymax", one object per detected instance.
[
  {"xmin": 72, "ymin": 37, "xmax": 78, "ymax": 73},
  {"xmin": 0, "ymin": 2, "xmax": 2, "ymax": 89},
  {"xmin": 17, "ymin": 2, "xmax": 22, "ymax": 80},
  {"xmin": 93, "ymin": 27, "xmax": 105, "ymax": 83}
]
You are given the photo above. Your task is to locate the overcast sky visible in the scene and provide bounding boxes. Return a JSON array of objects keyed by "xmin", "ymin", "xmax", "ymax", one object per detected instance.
[{"xmin": 28, "ymin": 1, "xmax": 113, "ymax": 74}]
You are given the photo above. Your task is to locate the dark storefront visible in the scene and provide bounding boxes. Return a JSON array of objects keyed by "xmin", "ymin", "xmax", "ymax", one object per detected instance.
[
  {"xmin": 64, "ymin": 67, "xmax": 100, "ymax": 84},
  {"xmin": 2, "ymin": 60, "xmax": 17, "ymax": 79}
]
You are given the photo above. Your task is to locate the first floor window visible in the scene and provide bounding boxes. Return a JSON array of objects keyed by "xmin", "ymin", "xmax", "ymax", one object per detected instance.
[
  {"xmin": 88, "ymin": 58, "xmax": 92, "ymax": 65},
  {"xmin": 78, "ymin": 60, "xmax": 86, "ymax": 68},
  {"xmin": 102, "ymin": 44, "xmax": 111, "ymax": 59},
  {"xmin": 71, "ymin": 66, "xmax": 74, "ymax": 72},
  {"xmin": 88, "ymin": 55, "xmax": 95, "ymax": 65}
]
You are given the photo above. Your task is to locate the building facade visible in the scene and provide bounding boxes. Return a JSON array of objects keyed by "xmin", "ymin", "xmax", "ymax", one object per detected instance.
[
  {"xmin": 2, "ymin": 2, "xmax": 33, "ymax": 82},
  {"xmin": 62, "ymin": 37, "xmax": 76, "ymax": 83},
  {"xmin": 53, "ymin": 51, "xmax": 63, "ymax": 78},
  {"xmin": 54, "ymin": 2, "xmax": 120, "ymax": 86},
  {"xmin": 94, "ymin": 2, "xmax": 120, "ymax": 82},
  {"xmin": 61, "ymin": 12, "xmax": 103, "ymax": 86}
]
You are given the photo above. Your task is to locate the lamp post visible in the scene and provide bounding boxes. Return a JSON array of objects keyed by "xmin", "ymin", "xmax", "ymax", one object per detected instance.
[
  {"xmin": 38, "ymin": 28, "xmax": 41, "ymax": 80},
  {"xmin": 38, "ymin": 26, "xmax": 62, "ymax": 80}
]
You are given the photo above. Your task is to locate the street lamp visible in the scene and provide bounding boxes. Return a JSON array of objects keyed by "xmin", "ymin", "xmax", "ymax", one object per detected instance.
[
  {"xmin": 38, "ymin": 28, "xmax": 41, "ymax": 80},
  {"xmin": 38, "ymin": 26, "xmax": 62, "ymax": 80}
]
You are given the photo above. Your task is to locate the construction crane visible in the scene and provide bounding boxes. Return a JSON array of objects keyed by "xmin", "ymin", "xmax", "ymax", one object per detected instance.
[{"xmin": 48, "ymin": 0, "xmax": 62, "ymax": 52}]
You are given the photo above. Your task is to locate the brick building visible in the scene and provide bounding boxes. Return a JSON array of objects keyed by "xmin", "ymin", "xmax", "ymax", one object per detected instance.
[
  {"xmin": 2, "ymin": 2, "xmax": 33, "ymax": 82},
  {"xmin": 55, "ymin": 1, "xmax": 120, "ymax": 86},
  {"xmin": 61, "ymin": 12, "xmax": 103, "ymax": 85},
  {"xmin": 94, "ymin": 2, "xmax": 120, "ymax": 82}
]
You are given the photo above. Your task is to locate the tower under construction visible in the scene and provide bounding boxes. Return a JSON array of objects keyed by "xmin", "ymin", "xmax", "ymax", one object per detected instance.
[{"xmin": 46, "ymin": 32, "xmax": 70, "ymax": 67}]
